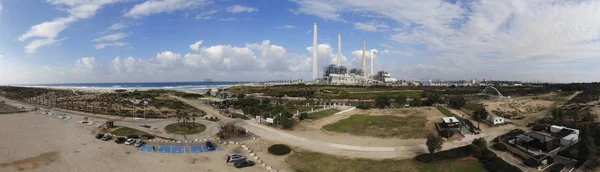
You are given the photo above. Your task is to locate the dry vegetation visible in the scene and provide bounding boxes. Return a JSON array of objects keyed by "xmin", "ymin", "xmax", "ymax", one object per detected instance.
[{"xmin": 0, "ymin": 86, "xmax": 204, "ymax": 118}]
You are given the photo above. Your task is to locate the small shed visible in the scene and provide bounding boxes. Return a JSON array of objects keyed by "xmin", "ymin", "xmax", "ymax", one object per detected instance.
[
  {"xmin": 560, "ymin": 134, "xmax": 578, "ymax": 146},
  {"xmin": 550, "ymin": 125, "xmax": 564, "ymax": 133},
  {"xmin": 492, "ymin": 117, "xmax": 505, "ymax": 125}
]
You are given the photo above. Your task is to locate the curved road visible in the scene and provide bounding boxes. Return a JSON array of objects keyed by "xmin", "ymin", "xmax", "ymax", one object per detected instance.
[{"xmin": 175, "ymin": 97, "xmax": 514, "ymax": 159}]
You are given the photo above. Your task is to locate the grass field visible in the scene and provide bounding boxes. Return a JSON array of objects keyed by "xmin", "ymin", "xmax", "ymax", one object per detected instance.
[
  {"xmin": 323, "ymin": 114, "xmax": 429, "ymax": 138},
  {"xmin": 165, "ymin": 123, "xmax": 206, "ymax": 135},
  {"xmin": 111, "ymin": 127, "xmax": 150, "ymax": 136},
  {"xmin": 307, "ymin": 109, "xmax": 341, "ymax": 119},
  {"xmin": 287, "ymin": 151, "xmax": 486, "ymax": 172},
  {"xmin": 437, "ymin": 106, "xmax": 459, "ymax": 118}
]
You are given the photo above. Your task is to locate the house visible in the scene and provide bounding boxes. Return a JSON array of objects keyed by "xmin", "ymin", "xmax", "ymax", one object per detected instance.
[
  {"xmin": 441, "ymin": 117, "xmax": 461, "ymax": 129},
  {"xmin": 515, "ymin": 131, "xmax": 558, "ymax": 152}
]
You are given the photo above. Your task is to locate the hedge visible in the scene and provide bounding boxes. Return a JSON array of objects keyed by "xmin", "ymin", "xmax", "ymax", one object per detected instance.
[
  {"xmin": 525, "ymin": 158, "xmax": 541, "ymax": 167},
  {"xmin": 415, "ymin": 146, "xmax": 471, "ymax": 163},
  {"xmin": 486, "ymin": 157, "xmax": 523, "ymax": 172},
  {"xmin": 268, "ymin": 144, "xmax": 291, "ymax": 155},
  {"xmin": 493, "ymin": 143, "xmax": 507, "ymax": 152}
]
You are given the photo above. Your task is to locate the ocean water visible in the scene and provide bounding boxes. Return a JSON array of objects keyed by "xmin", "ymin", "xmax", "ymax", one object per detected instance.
[{"xmin": 21, "ymin": 82, "xmax": 244, "ymax": 93}]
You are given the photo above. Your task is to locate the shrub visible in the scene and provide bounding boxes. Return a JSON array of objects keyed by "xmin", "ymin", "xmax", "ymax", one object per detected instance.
[
  {"xmin": 356, "ymin": 103, "xmax": 372, "ymax": 110},
  {"xmin": 525, "ymin": 158, "xmax": 541, "ymax": 168},
  {"xmin": 493, "ymin": 143, "xmax": 507, "ymax": 151},
  {"xmin": 300, "ymin": 112, "xmax": 308, "ymax": 120},
  {"xmin": 480, "ymin": 149, "xmax": 497, "ymax": 162},
  {"xmin": 268, "ymin": 144, "xmax": 291, "ymax": 155},
  {"xmin": 486, "ymin": 157, "xmax": 522, "ymax": 172},
  {"xmin": 415, "ymin": 146, "xmax": 471, "ymax": 163},
  {"xmin": 549, "ymin": 164, "xmax": 565, "ymax": 172}
]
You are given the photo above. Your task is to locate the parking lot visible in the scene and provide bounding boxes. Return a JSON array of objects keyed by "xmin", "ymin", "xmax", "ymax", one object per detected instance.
[{"xmin": 139, "ymin": 144, "xmax": 219, "ymax": 154}]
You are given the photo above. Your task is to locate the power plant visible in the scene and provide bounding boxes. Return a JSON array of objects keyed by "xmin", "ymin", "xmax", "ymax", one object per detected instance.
[{"xmin": 311, "ymin": 23, "xmax": 392, "ymax": 85}]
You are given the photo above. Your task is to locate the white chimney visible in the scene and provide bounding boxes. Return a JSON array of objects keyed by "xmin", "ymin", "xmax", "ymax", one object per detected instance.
[
  {"xmin": 313, "ymin": 23, "xmax": 318, "ymax": 82},
  {"xmin": 337, "ymin": 34, "xmax": 341, "ymax": 66},
  {"xmin": 362, "ymin": 39, "xmax": 366, "ymax": 77},
  {"xmin": 371, "ymin": 51, "xmax": 375, "ymax": 78}
]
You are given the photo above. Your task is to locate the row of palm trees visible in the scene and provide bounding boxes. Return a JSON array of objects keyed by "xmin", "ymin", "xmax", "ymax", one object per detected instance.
[{"xmin": 174, "ymin": 110, "xmax": 206, "ymax": 130}]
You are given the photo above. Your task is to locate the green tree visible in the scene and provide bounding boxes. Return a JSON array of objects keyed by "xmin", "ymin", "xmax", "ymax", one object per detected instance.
[
  {"xmin": 395, "ymin": 95, "xmax": 407, "ymax": 107},
  {"xmin": 579, "ymin": 126, "xmax": 596, "ymax": 161},
  {"xmin": 300, "ymin": 112, "xmax": 308, "ymax": 120},
  {"xmin": 474, "ymin": 105, "xmax": 489, "ymax": 128},
  {"xmin": 448, "ymin": 97, "xmax": 467, "ymax": 109},
  {"xmin": 410, "ymin": 97, "xmax": 422, "ymax": 107},
  {"xmin": 472, "ymin": 137, "xmax": 487, "ymax": 148},
  {"xmin": 279, "ymin": 113, "xmax": 293, "ymax": 129},
  {"xmin": 426, "ymin": 133, "xmax": 444, "ymax": 154},
  {"xmin": 375, "ymin": 95, "xmax": 391, "ymax": 108}
]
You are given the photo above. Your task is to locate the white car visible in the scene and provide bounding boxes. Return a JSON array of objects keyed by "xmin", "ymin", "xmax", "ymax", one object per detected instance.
[
  {"xmin": 134, "ymin": 140, "xmax": 145, "ymax": 147},
  {"xmin": 125, "ymin": 138, "xmax": 136, "ymax": 145}
]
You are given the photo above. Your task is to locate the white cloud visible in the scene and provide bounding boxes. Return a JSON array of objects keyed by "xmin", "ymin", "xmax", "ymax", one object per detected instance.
[
  {"xmin": 125, "ymin": 0, "xmax": 213, "ymax": 18},
  {"xmin": 0, "ymin": 2, "xmax": 3, "ymax": 15},
  {"xmin": 354, "ymin": 22, "xmax": 389, "ymax": 32},
  {"xmin": 195, "ymin": 10, "xmax": 217, "ymax": 20},
  {"xmin": 18, "ymin": 0, "xmax": 121, "ymax": 53},
  {"xmin": 291, "ymin": 0, "xmax": 600, "ymax": 81},
  {"xmin": 95, "ymin": 42, "xmax": 127, "ymax": 49},
  {"xmin": 74, "ymin": 57, "xmax": 98, "ymax": 73},
  {"xmin": 107, "ymin": 23, "xmax": 127, "ymax": 31},
  {"xmin": 92, "ymin": 32, "xmax": 129, "ymax": 42},
  {"xmin": 189, "ymin": 40, "xmax": 203, "ymax": 51},
  {"xmin": 276, "ymin": 25, "xmax": 297, "ymax": 29},
  {"xmin": 226, "ymin": 5, "xmax": 258, "ymax": 13}
]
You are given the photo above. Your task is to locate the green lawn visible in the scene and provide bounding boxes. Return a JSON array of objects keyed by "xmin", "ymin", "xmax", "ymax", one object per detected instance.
[
  {"xmin": 287, "ymin": 151, "xmax": 486, "ymax": 172},
  {"xmin": 324, "ymin": 114, "xmax": 429, "ymax": 139},
  {"xmin": 165, "ymin": 123, "xmax": 206, "ymax": 135},
  {"xmin": 307, "ymin": 109, "xmax": 341, "ymax": 119},
  {"xmin": 462, "ymin": 103, "xmax": 482, "ymax": 111},
  {"xmin": 437, "ymin": 106, "xmax": 459, "ymax": 118},
  {"xmin": 111, "ymin": 127, "xmax": 150, "ymax": 136}
]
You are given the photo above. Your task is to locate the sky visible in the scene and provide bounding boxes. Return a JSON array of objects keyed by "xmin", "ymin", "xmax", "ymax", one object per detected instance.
[{"xmin": 2, "ymin": 0, "xmax": 600, "ymax": 84}]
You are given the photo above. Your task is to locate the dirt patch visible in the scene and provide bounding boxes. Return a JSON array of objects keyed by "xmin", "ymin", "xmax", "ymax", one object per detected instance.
[
  {"xmin": 185, "ymin": 157, "xmax": 210, "ymax": 164},
  {"xmin": 0, "ymin": 152, "xmax": 60, "ymax": 171}
]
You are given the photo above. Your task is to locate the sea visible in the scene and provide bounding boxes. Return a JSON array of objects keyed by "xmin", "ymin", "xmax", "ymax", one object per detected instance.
[{"xmin": 19, "ymin": 82, "xmax": 245, "ymax": 94}]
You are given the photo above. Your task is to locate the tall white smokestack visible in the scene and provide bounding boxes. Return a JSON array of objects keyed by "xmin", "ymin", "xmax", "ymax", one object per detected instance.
[
  {"xmin": 371, "ymin": 51, "xmax": 375, "ymax": 78},
  {"xmin": 337, "ymin": 34, "xmax": 341, "ymax": 66},
  {"xmin": 313, "ymin": 23, "xmax": 318, "ymax": 82},
  {"xmin": 362, "ymin": 39, "xmax": 366, "ymax": 77}
]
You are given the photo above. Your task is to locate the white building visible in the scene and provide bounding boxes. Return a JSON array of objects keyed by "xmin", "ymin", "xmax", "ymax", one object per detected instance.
[{"xmin": 327, "ymin": 73, "xmax": 380, "ymax": 85}]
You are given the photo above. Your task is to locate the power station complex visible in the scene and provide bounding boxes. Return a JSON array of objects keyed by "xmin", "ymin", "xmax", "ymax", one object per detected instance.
[{"xmin": 312, "ymin": 23, "xmax": 397, "ymax": 85}]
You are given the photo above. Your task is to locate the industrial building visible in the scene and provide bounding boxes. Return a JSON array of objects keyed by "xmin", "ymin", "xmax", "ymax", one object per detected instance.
[{"xmin": 311, "ymin": 23, "xmax": 386, "ymax": 86}]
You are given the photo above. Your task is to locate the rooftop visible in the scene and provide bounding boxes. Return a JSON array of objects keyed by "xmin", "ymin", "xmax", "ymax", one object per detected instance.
[{"xmin": 442, "ymin": 117, "xmax": 460, "ymax": 123}]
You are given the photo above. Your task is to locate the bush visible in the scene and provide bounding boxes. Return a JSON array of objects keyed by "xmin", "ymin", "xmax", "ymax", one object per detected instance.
[
  {"xmin": 440, "ymin": 130, "xmax": 454, "ymax": 138},
  {"xmin": 486, "ymin": 157, "xmax": 522, "ymax": 172},
  {"xmin": 525, "ymin": 158, "xmax": 541, "ymax": 168},
  {"xmin": 356, "ymin": 103, "xmax": 372, "ymax": 110},
  {"xmin": 549, "ymin": 164, "xmax": 565, "ymax": 172},
  {"xmin": 415, "ymin": 146, "xmax": 471, "ymax": 163},
  {"xmin": 300, "ymin": 112, "xmax": 308, "ymax": 120},
  {"xmin": 493, "ymin": 143, "xmax": 507, "ymax": 151},
  {"xmin": 480, "ymin": 149, "xmax": 497, "ymax": 162},
  {"xmin": 268, "ymin": 144, "xmax": 291, "ymax": 155}
]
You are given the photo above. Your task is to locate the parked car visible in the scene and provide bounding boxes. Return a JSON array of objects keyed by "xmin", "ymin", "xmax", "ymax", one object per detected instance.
[
  {"xmin": 114, "ymin": 137, "xmax": 127, "ymax": 144},
  {"xmin": 125, "ymin": 138, "xmax": 137, "ymax": 145},
  {"xmin": 95, "ymin": 133, "xmax": 104, "ymax": 139},
  {"xmin": 134, "ymin": 140, "xmax": 145, "ymax": 147},
  {"xmin": 233, "ymin": 160, "xmax": 255, "ymax": 168},
  {"xmin": 206, "ymin": 141, "xmax": 216, "ymax": 151},
  {"xmin": 226, "ymin": 154, "xmax": 246, "ymax": 163},
  {"xmin": 101, "ymin": 134, "xmax": 113, "ymax": 141}
]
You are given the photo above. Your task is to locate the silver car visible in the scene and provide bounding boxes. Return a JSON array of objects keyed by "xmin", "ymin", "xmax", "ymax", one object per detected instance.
[
  {"xmin": 134, "ymin": 140, "xmax": 144, "ymax": 147},
  {"xmin": 227, "ymin": 154, "xmax": 246, "ymax": 163}
]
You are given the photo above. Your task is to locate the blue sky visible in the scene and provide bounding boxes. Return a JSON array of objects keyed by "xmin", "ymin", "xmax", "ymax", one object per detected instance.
[{"xmin": 1, "ymin": 0, "xmax": 600, "ymax": 84}]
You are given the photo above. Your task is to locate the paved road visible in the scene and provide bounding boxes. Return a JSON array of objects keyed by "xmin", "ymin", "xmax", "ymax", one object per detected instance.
[{"xmin": 176, "ymin": 96, "xmax": 517, "ymax": 159}]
